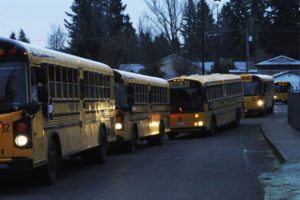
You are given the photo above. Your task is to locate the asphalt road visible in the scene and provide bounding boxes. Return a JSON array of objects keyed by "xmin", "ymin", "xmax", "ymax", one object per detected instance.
[{"xmin": 0, "ymin": 106, "xmax": 283, "ymax": 200}]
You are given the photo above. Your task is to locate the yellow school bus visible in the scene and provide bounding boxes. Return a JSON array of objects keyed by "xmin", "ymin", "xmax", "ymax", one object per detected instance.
[
  {"xmin": 113, "ymin": 70, "xmax": 170, "ymax": 152},
  {"xmin": 0, "ymin": 37, "xmax": 116, "ymax": 184},
  {"xmin": 274, "ymin": 81, "xmax": 292, "ymax": 104},
  {"xmin": 168, "ymin": 74, "xmax": 244, "ymax": 138},
  {"xmin": 241, "ymin": 74, "xmax": 274, "ymax": 115}
]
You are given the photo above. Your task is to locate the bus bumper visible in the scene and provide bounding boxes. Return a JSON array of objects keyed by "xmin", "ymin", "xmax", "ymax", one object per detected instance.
[
  {"xmin": 0, "ymin": 158, "xmax": 33, "ymax": 174},
  {"xmin": 169, "ymin": 127, "xmax": 206, "ymax": 134}
]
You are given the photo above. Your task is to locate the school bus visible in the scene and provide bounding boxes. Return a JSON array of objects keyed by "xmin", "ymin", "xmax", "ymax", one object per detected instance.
[
  {"xmin": 241, "ymin": 74, "xmax": 274, "ymax": 115},
  {"xmin": 274, "ymin": 81, "xmax": 292, "ymax": 104},
  {"xmin": 167, "ymin": 74, "xmax": 244, "ymax": 138},
  {"xmin": 113, "ymin": 70, "xmax": 170, "ymax": 152},
  {"xmin": 0, "ymin": 37, "xmax": 116, "ymax": 184}
]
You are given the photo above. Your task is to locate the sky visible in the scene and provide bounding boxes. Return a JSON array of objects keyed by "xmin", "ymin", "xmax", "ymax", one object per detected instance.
[{"xmin": 0, "ymin": 0, "xmax": 229, "ymax": 47}]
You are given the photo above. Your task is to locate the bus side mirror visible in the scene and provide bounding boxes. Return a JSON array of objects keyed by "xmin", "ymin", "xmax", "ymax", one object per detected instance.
[{"xmin": 23, "ymin": 102, "xmax": 40, "ymax": 118}]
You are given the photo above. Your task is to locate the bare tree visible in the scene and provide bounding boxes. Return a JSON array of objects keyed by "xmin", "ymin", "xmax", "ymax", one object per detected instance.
[
  {"xmin": 47, "ymin": 24, "xmax": 66, "ymax": 51},
  {"xmin": 144, "ymin": 0, "xmax": 183, "ymax": 52}
]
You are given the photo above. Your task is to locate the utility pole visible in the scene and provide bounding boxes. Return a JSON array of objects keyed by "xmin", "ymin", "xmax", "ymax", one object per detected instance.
[
  {"xmin": 201, "ymin": 0, "xmax": 205, "ymax": 75},
  {"xmin": 246, "ymin": 26, "xmax": 249, "ymax": 74},
  {"xmin": 215, "ymin": 0, "xmax": 220, "ymax": 72}
]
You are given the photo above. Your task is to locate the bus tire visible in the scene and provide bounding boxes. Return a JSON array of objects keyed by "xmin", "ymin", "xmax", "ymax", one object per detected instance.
[
  {"xmin": 270, "ymin": 104, "xmax": 274, "ymax": 114},
  {"xmin": 234, "ymin": 109, "xmax": 241, "ymax": 127},
  {"xmin": 156, "ymin": 121, "xmax": 165, "ymax": 145},
  {"xmin": 40, "ymin": 136, "xmax": 61, "ymax": 185},
  {"xmin": 127, "ymin": 126, "xmax": 138, "ymax": 153},
  {"xmin": 94, "ymin": 127, "xmax": 108, "ymax": 164},
  {"xmin": 168, "ymin": 133, "xmax": 176, "ymax": 140},
  {"xmin": 209, "ymin": 118, "xmax": 217, "ymax": 136}
]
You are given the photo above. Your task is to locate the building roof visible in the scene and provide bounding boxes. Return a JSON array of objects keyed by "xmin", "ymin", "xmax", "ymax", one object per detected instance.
[{"xmin": 256, "ymin": 55, "xmax": 300, "ymax": 66}]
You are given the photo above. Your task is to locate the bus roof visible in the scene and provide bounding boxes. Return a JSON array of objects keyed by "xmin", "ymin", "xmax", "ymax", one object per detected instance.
[
  {"xmin": 114, "ymin": 69, "xmax": 169, "ymax": 87},
  {"xmin": 240, "ymin": 74, "xmax": 274, "ymax": 82},
  {"xmin": 168, "ymin": 74, "xmax": 241, "ymax": 85},
  {"xmin": 0, "ymin": 37, "xmax": 113, "ymax": 75}
]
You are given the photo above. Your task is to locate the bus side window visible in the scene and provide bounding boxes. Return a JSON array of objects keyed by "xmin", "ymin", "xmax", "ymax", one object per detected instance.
[
  {"xmin": 31, "ymin": 65, "xmax": 48, "ymax": 103},
  {"xmin": 48, "ymin": 65, "xmax": 55, "ymax": 98},
  {"xmin": 62, "ymin": 67, "xmax": 68, "ymax": 98},
  {"xmin": 55, "ymin": 66, "xmax": 62, "ymax": 98}
]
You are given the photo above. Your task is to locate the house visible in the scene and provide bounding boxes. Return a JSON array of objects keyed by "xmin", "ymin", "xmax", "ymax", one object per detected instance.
[
  {"xmin": 229, "ymin": 61, "xmax": 258, "ymax": 74},
  {"xmin": 273, "ymin": 71, "xmax": 300, "ymax": 90},
  {"xmin": 255, "ymin": 55, "xmax": 300, "ymax": 75},
  {"xmin": 159, "ymin": 54, "xmax": 212, "ymax": 79}
]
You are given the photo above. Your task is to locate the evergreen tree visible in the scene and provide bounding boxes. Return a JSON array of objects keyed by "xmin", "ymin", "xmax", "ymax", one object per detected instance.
[
  {"xmin": 262, "ymin": 0, "xmax": 300, "ymax": 58},
  {"xmin": 153, "ymin": 34, "xmax": 171, "ymax": 60},
  {"xmin": 9, "ymin": 32, "xmax": 16, "ymax": 40},
  {"xmin": 65, "ymin": 0, "xmax": 138, "ymax": 67},
  {"xmin": 18, "ymin": 29, "xmax": 30, "ymax": 43},
  {"xmin": 181, "ymin": 0, "xmax": 215, "ymax": 61},
  {"xmin": 181, "ymin": 0, "xmax": 199, "ymax": 60},
  {"xmin": 138, "ymin": 31, "xmax": 165, "ymax": 77}
]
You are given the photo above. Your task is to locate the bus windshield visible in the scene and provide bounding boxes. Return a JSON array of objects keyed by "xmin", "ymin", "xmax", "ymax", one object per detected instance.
[
  {"xmin": 244, "ymin": 82, "xmax": 260, "ymax": 96},
  {"xmin": 0, "ymin": 61, "xmax": 28, "ymax": 113},
  {"xmin": 170, "ymin": 87, "xmax": 203, "ymax": 113},
  {"xmin": 275, "ymin": 85, "xmax": 291, "ymax": 93}
]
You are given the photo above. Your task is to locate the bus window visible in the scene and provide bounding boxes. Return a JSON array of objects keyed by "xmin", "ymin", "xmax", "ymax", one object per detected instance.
[
  {"xmin": 55, "ymin": 66, "xmax": 62, "ymax": 98},
  {"xmin": 83, "ymin": 71, "xmax": 89, "ymax": 98},
  {"xmin": 89, "ymin": 72, "xmax": 95, "ymax": 98},
  {"xmin": 0, "ymin": 61, "xmax": 28, "ymax": 113},
  {"xmin": 68, "ymin": 68, "xmax": 73, "ymax": 98},
  {"xmin": 48, "ymin": 65, "xmax": 55, "ymax": 98},
  {"xmin": 62, "ymin": 67, "xmax": 68, "ymax": 98},
  {"xmin": 244, "ymin": 82, "xmax": 260, "ymax": 96},
  {"xmin": 170, "ymin": 86, "xmax": 203, "ymax": 113},
  {"xmin": 73, "ymin": 69, "xmax": 78, "ymax": 98}
]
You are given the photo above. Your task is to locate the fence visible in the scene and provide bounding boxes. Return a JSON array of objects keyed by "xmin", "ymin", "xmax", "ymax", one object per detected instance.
[{"xmin": 288, "ymin": 91, "xmax": 300, "ymax": 131}]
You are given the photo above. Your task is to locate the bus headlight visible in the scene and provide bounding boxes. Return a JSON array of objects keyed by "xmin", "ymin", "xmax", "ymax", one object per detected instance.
[
  {"xmin": 115, "ymin": 123, "xmax": 123, "ymax": 130},
  {"xmin": 257, "ymin": 100, "xmax": 264, "ymax": 106},
  {"xmin": 198, "ymin": 121, "xmax": 204, "ymax": 127},
  {"xmin": 15, "ymin": 135, "xmax": 28, "ymax": 147}
]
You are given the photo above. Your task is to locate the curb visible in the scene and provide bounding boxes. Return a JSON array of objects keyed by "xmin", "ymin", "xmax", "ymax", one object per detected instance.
[{"xmin": 259, "ymin": 124, "xmax": 286, "ymax": 164}]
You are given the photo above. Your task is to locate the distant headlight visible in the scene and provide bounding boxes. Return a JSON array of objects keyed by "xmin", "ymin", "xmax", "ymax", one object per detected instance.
[
  {"xmin": 115, "ymin": 123, "xmax": 123, "ymax": 130},
  {"xmin": 274, "ymin": 95, "xmax": 277, "ymax": 99},
  {"xmin": 15, "ymin": 135, "xmax": 28, "ymax": 147},
  {"xmin": 257, "ymin": 100, "xmax": 264, "ymax": 106}
]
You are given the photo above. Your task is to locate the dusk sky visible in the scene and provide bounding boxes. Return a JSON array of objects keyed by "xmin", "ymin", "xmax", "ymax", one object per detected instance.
[{"xmin": 0, "ymin": 0, "xmax": 229, "ymax": 47}]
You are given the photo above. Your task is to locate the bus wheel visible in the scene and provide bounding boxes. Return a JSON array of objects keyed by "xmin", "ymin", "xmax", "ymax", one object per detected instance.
[
  {"xmin": 40, "ymin": 136, "xmax": 60, "ymax": 185},
  {"xmin": 94, "ymin": 127, "xmax": 108, "ymax": 164},
  {"xmin": 209, "ymin": 118, "xmax": 217, "ymax": 136},
  {"xmin": 127, "ymin": 127, "xmax": 137, "ymax": 153},
  {"xmin": 270, "ymin": 104, "xmax": 274, "ymax": 114},
  {"xmin": 234, "ymin": 109, "xmax": 241, "ymax": 127},
  {"xmin": 148, "ymin": 122, "xmax": 164, "ymax": 145},
  {"xmin": 156, "ymin": 122, "xmax": 165, "ymax": 145}
]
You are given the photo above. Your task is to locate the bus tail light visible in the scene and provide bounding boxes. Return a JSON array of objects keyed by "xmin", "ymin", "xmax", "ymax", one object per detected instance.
[
  {"xmin": 0, "ymin": 49, "xmax": 4, "ymax": 56},
  {"xmin": 8, "ymin": 47, "xmax": 16, "ymax": 56}
]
